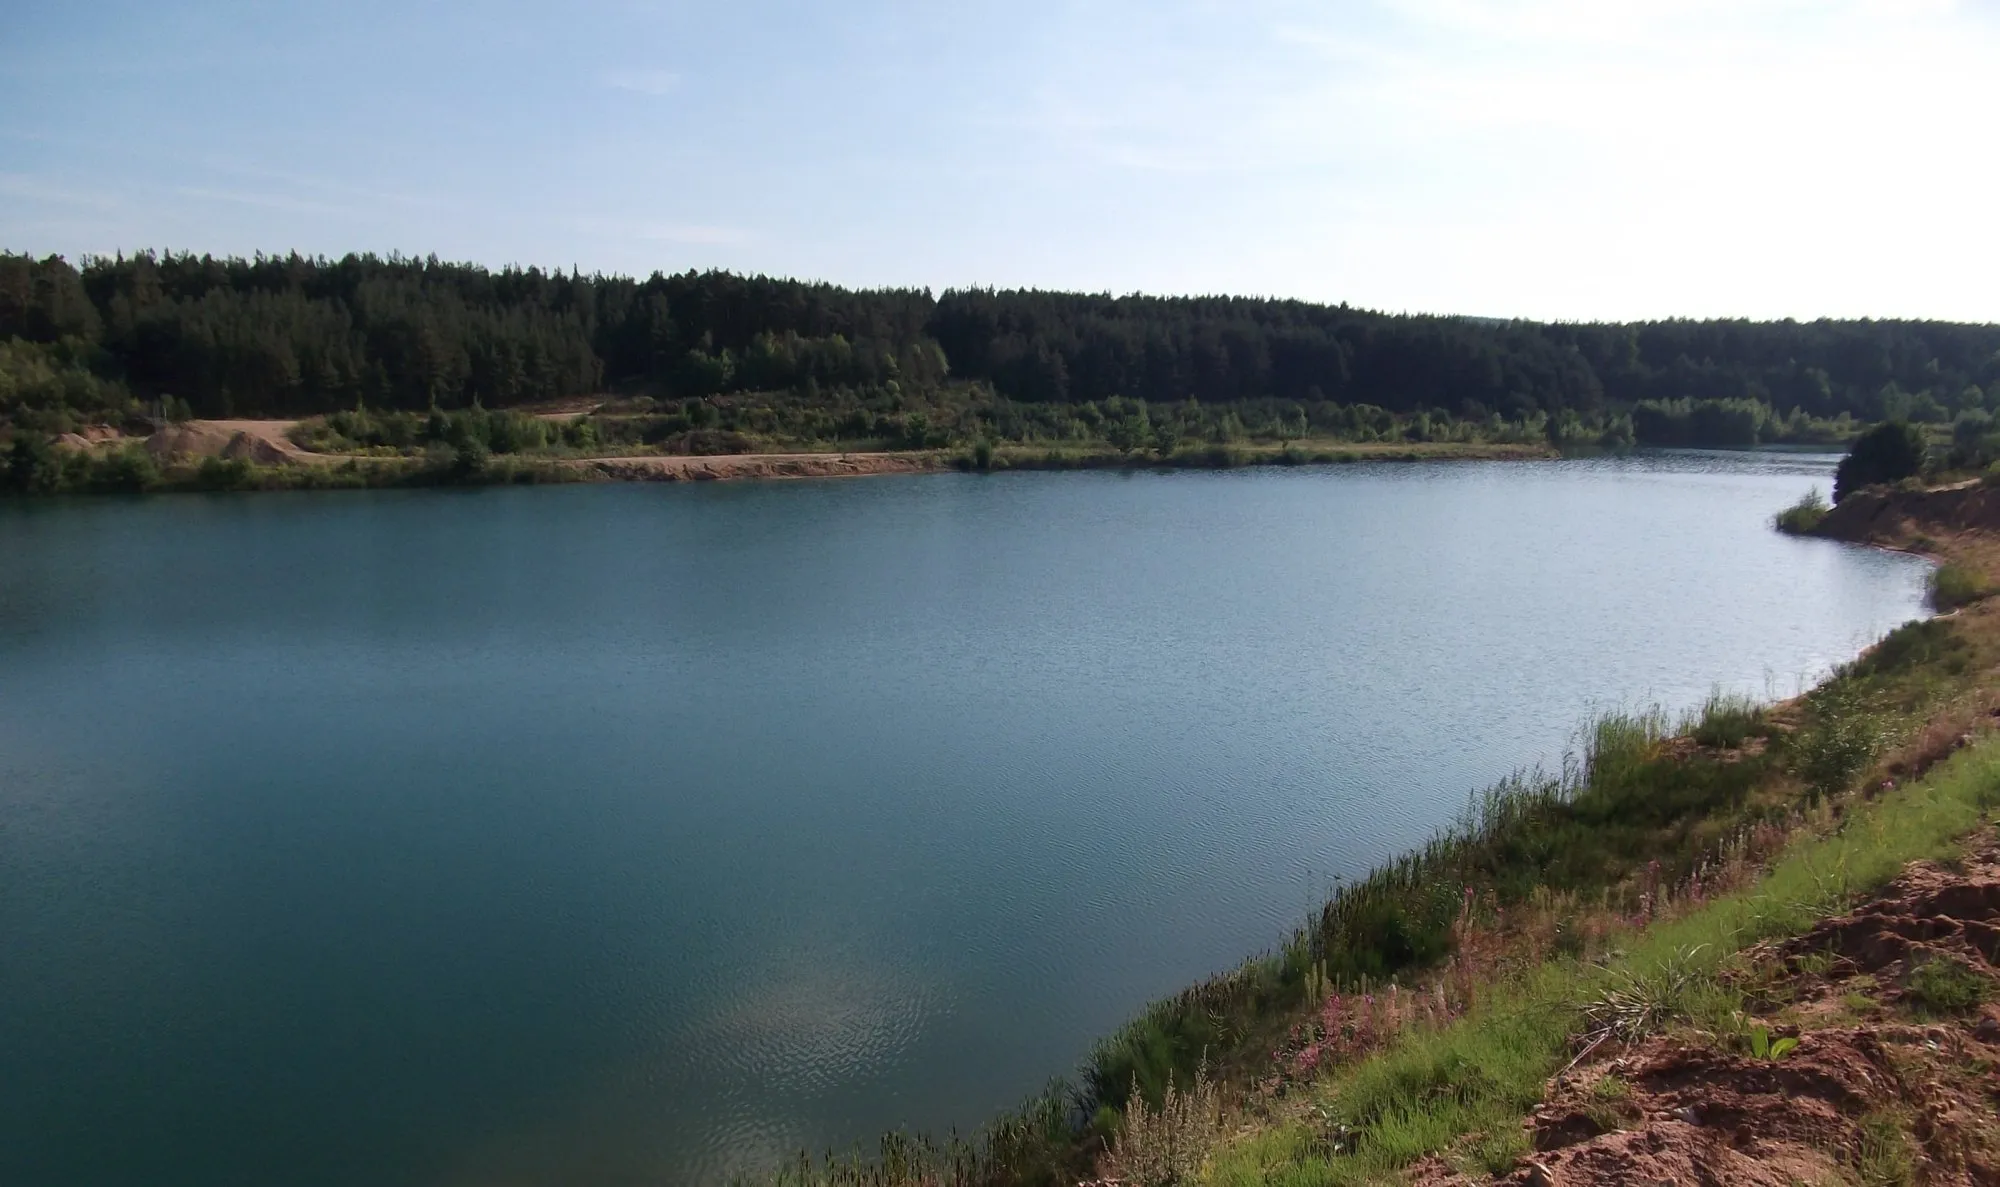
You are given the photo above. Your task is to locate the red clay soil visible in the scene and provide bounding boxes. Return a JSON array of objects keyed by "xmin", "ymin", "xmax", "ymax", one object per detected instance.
[{"xmin": 1417, "ymin": 840, "xmax": 2000, "ymax": 1186}]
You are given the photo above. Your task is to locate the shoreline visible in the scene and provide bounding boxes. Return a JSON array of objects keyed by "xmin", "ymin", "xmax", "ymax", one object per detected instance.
[
  {"xmin": 20, "ymin": 425, "xmax": 1563, "ymax": 495},
  {"xmin": 572, "ymin": 439, "xmax": 1560, "ymax": 484},
  {"xmin": 771, "ymin": 478, "xmax": 1995, "ymax": 1186}
]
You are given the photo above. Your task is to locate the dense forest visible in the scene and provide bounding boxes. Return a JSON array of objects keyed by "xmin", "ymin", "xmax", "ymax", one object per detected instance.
[{"xmin": 5, "ymin": 249, "xmax": 1999, "ymax": 449}]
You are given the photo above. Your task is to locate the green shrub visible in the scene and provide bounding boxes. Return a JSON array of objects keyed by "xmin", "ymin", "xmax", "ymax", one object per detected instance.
[
  {"xmin": 193, "ymin": 456, "xmax": 257, "ymax": 491},
  {"xmin": 1927, "ymin": 563, "xmax": 1986, "ymax": 611},
  {"xmin": 1833, "ymin": 421, "xmax": 1926, "ymax": 503},
  {"xmin": 5, "ymin": 433, "xmax": 60, "ymax": 493},
  {"xmin": 1773, "ymin": 487, "xmax": 1829, "ymax": 534},
  {"xmin": 1841, "ymin": 618, "xmax": 1963, "ymax": 681},
  {"xmin": 94, "ymin": 444, "xmax": 158, "ymax": 492},
  {"xmin": 1792, "ymin": 683, "xmax": 1882, "ymax": 797}
]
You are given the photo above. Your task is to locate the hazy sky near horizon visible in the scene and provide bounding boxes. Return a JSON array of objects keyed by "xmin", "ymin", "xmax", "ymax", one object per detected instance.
[{"xmin": 6, "ymin": 0, "xmax": 1998, "ymax": 322}]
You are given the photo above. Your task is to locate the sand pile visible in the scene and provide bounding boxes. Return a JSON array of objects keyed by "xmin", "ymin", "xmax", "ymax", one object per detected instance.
[
  {"xmin": 144, "ymin": 423, "xmax": 238, "ymax": 460},
  {"xmin": 220, "ymin": 431, "xmax": 293, "ymax": 466}
]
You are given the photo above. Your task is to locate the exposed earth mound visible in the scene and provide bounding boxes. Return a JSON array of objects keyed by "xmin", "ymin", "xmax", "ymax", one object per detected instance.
[
  {"xmin": 1819, "ymin": 481, "xmax": 2000, "ymax": 550},
  {"xmin": 144, "ymin": 422, "xmax": 239, "ymax": 459},
  {"xmin": 219, "ymin": 431, "xmax": 293, "ymax": 465},
  {"xmin": 144, "ymin": 423, "xmax": 296, "ymax": 465},
  {"xmin": 1425, "ymin": 840, "xmax": 2000, "ymax": 1185}
]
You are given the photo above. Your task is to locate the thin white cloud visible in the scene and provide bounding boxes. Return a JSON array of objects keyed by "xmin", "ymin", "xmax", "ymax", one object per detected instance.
[{"xmin": 602, "ymin": 68, "xmax": 681, "ymax": 96}]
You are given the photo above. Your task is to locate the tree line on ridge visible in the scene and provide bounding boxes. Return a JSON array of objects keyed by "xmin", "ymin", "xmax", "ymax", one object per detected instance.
[{"xmin": 4, "ymin": 250, "xmax": 1999, "ymax": 449}]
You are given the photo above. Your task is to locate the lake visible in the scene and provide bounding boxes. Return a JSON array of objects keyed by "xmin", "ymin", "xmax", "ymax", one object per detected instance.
[{"xmin": 0, "ymin": 453, "xmax": 1928, "ymax": 1186}]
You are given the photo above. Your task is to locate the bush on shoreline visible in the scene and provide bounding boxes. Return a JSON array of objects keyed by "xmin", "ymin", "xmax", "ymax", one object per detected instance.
[
  {"xmin": 1774, "ymin": 486, "xmax": 1829, "ymax": 534},
  {"xmin": 1929, "ymin": 562, "xmax": 1988, "ymax": 611}
]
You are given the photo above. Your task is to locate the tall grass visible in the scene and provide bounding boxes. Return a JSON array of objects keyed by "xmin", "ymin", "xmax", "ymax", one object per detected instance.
[{"xmin": 1683, "ymin": 688, "xmax": 1765, "ymax": 749}]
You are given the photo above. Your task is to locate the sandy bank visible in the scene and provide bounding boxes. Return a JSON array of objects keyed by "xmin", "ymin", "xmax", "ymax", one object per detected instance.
[{"xmin": 576, "ymin": 451, "xmax": 946, "ymax": 482}]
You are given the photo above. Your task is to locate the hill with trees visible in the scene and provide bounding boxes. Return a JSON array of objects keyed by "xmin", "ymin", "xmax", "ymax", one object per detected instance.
[{"xmin": 5, "ymin": 250, "xmax": 1998, "ymax": 450}]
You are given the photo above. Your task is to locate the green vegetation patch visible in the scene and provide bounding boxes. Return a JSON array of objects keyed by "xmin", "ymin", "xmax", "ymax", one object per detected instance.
[
  {"xmin": 1774, "ymin": 486, "xmax": 1830, "ymax": 534},
  {"xmin": 1687, "ymin": 688, "xmax": 1766, "ymax": 749},
  {"xmin": 1834, "ymin": 421, "xmax": 1927, "ymax": 503},
  {"xmin": 1929, "ymin": 562, "xmax": 1989, "ymax": 612},
  {"xmin": 1902, "ymin": 954, "xmax": 1990, "ymax": 1018},
  {"xmin": 1853, "ymin": 1110, "xmax": 1919, "ymax": 1187}
]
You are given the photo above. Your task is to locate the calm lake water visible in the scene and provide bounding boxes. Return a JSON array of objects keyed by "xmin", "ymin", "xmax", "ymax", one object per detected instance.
[{"xmin": 0, "ymin": 453, "xmax": 1928, "ymax": 1186}]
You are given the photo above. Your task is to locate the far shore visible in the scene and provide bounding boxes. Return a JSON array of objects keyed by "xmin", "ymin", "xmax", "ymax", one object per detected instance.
[{"xmin": 39, "ymin": 418, "xmax": 1567, "ymax": 493}]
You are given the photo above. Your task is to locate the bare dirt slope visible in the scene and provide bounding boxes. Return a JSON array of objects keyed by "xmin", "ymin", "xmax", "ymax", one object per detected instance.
[
  {"xmin": 197, "ymin": 419, "xmax": 321, "ymax": 462},
  {"xmin": 1821, "ymin": 481, "xmax": 2000, "ymax": 547},
  {"xmin": 135, "ymin": 420, "xmax": 328, "ymax": 466}
]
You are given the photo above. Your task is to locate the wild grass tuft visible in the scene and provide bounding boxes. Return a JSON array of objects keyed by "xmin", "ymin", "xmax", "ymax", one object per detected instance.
[
  {"xmin": 1853, "ymin": 1111, "xmax": 1918, "ymax": 1187},
  {"xmin": 1685, "ymin": 689, "xmax": 1765, "ymax": 749},
  {"xmin": 1583, "ymin": 944, "xmax": 1727, "ymax": 1041},
  {"xmin": 1902, "ymin": 954, "xmax": 1990, "ymax": 1017},
  {"xmin": 1103, "ymin": 1061, "xmax": 1225, "ymax": 1187}
]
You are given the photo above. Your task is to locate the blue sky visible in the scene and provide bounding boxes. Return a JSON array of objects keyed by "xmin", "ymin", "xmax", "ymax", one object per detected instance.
[{"xmin": 7, "ymin": 0, "xmax": 1998, "ymax": 321}]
